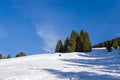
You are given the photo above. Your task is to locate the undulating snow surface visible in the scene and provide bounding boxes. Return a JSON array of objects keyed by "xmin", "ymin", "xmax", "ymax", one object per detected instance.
[{"xmin": 0, "ymin": 48, "xmax": 120, "ymax": 80}]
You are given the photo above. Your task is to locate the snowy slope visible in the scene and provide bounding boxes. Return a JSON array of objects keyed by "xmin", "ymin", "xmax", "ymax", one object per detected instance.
[{"xmin": 0, "ymin": 48, "xmax": 120, "ymax": 80}]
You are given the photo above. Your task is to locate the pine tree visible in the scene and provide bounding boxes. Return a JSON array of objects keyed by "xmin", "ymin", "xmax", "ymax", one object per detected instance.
[
  {"xmin": 106, "ymin": 41, "xmax": 112, "ymax": 52},
  {"xmin": 63, "ymin": 37, "xmax": 68, "ymax": 52},
  {"xmin": 56, "ymin": 29, "xmax": 91, "ymax": 53},
  {"xmin": 7, "ymin": 54, "xmax": 11, "ymax": 59},
  {"xmin": 84, "ymin": 32, "xmax": 91, "ymax": 52},
  {"xmin": 67, "ymin": 40, "xmax": 74, "ymax": 52},
  {"xmin": 76, "ymin": 30, "xmax": 91, "ymax": 52},
  {"xmin": 0, "ymin": 54, "xmax": 2, "ymax": 59},
  {"xmin": 63, "ymin": 37, "xmax": 71, "ymax": 52},
  {"xmin": 68, "ymin": 30, "xmax": 78, "ymax": 52},
  {"xmin": 55, "ymin": 40, "xmax": 63, "ymax": 52},
  {"xmin": 112, "ymin": 40, "xmax": 119, "ymax": 49},
  {"xmin": 16, "ymin": 52, "xmax": 26, "ymax": 57},
  {"xmin": 63, "ymin": 37, "xmax": 75, "ymax": 53},
  {"xmin": 76, "ymin": 29, "xmax": 85, "ymax": 52}
]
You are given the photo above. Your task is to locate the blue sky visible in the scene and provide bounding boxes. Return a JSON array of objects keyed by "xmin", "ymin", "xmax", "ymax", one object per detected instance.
[{"xmin": 0, "ymin": 0, "xmax": 120, "ymax": 57}]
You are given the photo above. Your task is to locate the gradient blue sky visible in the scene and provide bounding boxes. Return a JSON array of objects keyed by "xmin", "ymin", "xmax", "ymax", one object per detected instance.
[{"xmin": 0, "ymin": 0, "xmax": 120, "ymax": 56}]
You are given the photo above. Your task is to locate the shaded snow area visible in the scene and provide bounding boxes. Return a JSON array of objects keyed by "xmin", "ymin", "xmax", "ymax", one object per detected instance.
[{"xmin": 0, "ymin": 48, "xmax": 120, "ymax": 80}]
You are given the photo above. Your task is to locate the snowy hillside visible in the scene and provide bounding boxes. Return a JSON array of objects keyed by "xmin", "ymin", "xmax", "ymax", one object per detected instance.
[{"xmin": 0, "ymin": 48, "xmax": 120, "ymax": 80}]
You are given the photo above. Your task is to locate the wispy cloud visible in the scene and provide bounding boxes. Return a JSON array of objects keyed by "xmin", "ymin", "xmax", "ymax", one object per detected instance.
[{"xmin": 35, "ymin": 23, "xmax": 61, "ymax": 53}]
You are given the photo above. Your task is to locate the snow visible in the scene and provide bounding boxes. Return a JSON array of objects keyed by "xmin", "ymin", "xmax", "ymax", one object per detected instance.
[{"xmin": 0, "ymin": 48, "xmax": 120, "ymax": 80}]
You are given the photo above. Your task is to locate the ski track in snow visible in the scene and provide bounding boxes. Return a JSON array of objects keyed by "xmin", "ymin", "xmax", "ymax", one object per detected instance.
[{"xmin": 0, "ymin": 48, "xmax": 120, "ymax": 80}]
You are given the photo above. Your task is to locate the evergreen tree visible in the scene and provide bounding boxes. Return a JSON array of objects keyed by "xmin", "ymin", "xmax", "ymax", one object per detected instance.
[
  {"xmin": 112, "ymin": 40, "xmax": 119, "ymax": 49},
  {"xmin": 76, "ymin": 29, "xmax": 85, "ymax": 52},
  {"xmin": 106, "ymin": 41, "xmax": 112, "ymax": 52},
  {"xmin": 55, "ymin": 40, "xmax": 63, "ymax": 52},
  {"xmin": 0, "ymin": 54, "xmax": 2, "ymax": 59},
  {"xmin": 16, "ymin": 52, "xmax": 26, "ymax": 57},
  {"xmin": 84, "ymin": 32, "xmax": 91, "ymax": 52},
  {"xmin": 63, "ymin": 37, "xmax": 72, "ymax": 52},
  {"xmin": 7, "ymin": 54, "xmax": 11, "ymax": 59},
  {"xmin": 63, "ymin": 37, "xmax": 68, "ymax": 52},
  {"xmin": 76, "ymin": 30, "xmax": 91, "ymax": 52},
  {"xmin": 68, "ymin": 30, "xmax": 78, "ymax": 52},
  {"xmin": 56, "ymin": 29, "xmax": 91, "ymax": 53},
  {"xmin": 67, "ymin": 40, "xmax": 74, "ymax": 52},
  {"xmin": 92, "ymin": 37, "xmax": 120, "ymax": 48}
]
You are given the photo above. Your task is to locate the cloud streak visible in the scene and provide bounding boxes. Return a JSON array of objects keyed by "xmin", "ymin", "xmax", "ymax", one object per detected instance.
[{"xmin": 35, "ymin": 23, "xmax": 61, "ymax": 53}]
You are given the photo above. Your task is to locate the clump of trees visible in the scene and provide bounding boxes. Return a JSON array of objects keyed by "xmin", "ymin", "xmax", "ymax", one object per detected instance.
[
  {"xmin": 106, "ymin": 39, "xmax": 120, "ymax": 52},
  {"xmin": 55, "ymin": 29, "xmax": 91, "ymax": 53},
  {"xmin": 92, "ymin": 37, "xmax": 120, "ymax": 48},
  {"xmin": 0, "ymin": 52, "xmax": 27, "ymax": 60},
  {"xmin": 0, "ymin": 54, "xmax": 11, "ymax": 59},
  {"xmin": 16, "ymin": 52, "xmax": 26, "ymax": 57},
  {"xmin": 93, "ymin": 37, "xmax": 120, "ymax": 52}
]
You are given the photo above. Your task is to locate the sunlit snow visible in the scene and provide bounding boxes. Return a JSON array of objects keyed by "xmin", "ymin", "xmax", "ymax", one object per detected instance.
[{"xmin": 0, "ymin": 48, "xmax": 120, "ymax": 80}]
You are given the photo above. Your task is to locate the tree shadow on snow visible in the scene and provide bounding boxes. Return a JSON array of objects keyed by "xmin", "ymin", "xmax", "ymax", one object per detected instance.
[
  {"xmin": 61, "ymin": 53, "xmax": 120, "ymax": 73},
  {"xmin": 43, "ymin": 68, "xmax": 119, "ymax": 80},
  {"xmin": 43, "ymin": 50, "xmax": 120, "ymax": 80}
]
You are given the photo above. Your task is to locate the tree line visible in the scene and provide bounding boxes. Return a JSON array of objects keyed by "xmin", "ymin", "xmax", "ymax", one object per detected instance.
[
  {"xmin": 55, "ymin": 29, "xmax": 91, "ymax": 53},
  {"xmin": 92, "ymin": 37, "xmax": 120, "ymax": 48},
  {"xmin": 0, "ymin": 52, "xmax": 26, "ymax": 60},
  {"xmin": 104, "ymin": 40, "xmax": 120, "ymax": 52},
  {"xmin": 92, "ymin": 37, "xmax": 120, "ymax": 52}
]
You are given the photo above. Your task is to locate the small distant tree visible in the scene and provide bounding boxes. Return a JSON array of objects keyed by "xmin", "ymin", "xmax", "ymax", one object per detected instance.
[
  {"xmin": 7, "ymin": 54, "xmax": 11, "ymax": 59},
  {"xmin": 0, "ymin": 54, "xmax": 2, "ymax": 59},
  {"xmin": 106, "ymin": 41, "xmax": 112, "ymax": 52},
  {"xmin": 112, "ymin": 40, "xmax": 119, "ymax": 49},
  {"xmin": 55, "ymin": 40, "xmax": 63, "ymax": 52},
  {"xmin": 16, "ymin": 52, "xmax": 26, "ymax": 57}
]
